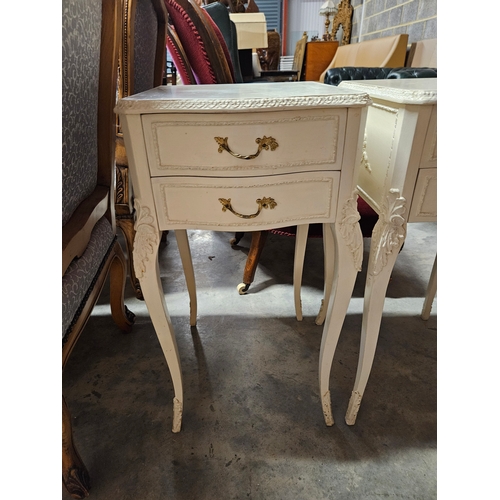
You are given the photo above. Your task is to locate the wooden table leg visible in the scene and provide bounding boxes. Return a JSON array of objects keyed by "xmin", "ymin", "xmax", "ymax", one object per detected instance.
[
  {"xmin": 421, "ymin": 254, "xmax": 437, "ymax": 321},
  {"xmin": 345, "ymin": 190, "xmax": 407, "ymax": 425},
  {"xmin": 315, "ymin": 222, "xmax": 335, "ymax": 326},
  {"xmin": 175, "ymin": 229, "xmax": 197, "ymax": 327},
  {"xmin": 293, "ymin": 224, "xmax": 309, "ymax": 321},
  {"xmin": 133, "ymin": 204, "xmax": 184, "ymax": 432}
]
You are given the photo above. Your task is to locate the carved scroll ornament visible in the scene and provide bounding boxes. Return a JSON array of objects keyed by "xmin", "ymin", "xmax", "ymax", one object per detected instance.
[
  {"xmin": 339, "ymin": 191, "xmax": 363, "ymax": 271},
  {"xmin": 369, "ymin": 189, "xmax": 407, "ymax": 276},
  {"xmin": 133, "ymin": 199, "xmax": 160, "ymax": 279}
]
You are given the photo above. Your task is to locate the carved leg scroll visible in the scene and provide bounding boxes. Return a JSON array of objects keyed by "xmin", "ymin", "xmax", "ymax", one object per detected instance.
[
  {"xmin": 63, "ymin": 396, "xmax": 90, "ymax": 499},
  {"xmin": 346, "ymin": 189, "xmax": 406, "ymax": 425},
  {"xmin": 134, "ymin": 201, "xmax": 184, "ymax": 432},
  {"xmin": 319, "ymin": 194, "xmax": 363, "ymax": 426},
  {"xmin": 293, "ymin": 224, "xmax": 309, "ymax": 321}
]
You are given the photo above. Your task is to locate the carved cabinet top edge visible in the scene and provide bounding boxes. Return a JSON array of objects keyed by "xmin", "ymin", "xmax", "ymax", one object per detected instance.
[
  {"xmin": 114, "ymin": 82, "xmax": 372, "ymax": 114},
  {"xmin": 339, "ymin": 79, "xmax": 437, "ymax": 106}
]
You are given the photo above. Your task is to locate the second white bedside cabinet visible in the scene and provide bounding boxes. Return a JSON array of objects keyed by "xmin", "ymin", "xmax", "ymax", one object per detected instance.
[{"xmin": 337, "ymin": 78, "xmax": 437, "ymax": 424}]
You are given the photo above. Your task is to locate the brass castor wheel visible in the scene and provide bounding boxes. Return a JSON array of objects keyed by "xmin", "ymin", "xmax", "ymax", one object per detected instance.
[{"xmin": 237, "ymin": 283, "xmax": 250, "ymax": 295}]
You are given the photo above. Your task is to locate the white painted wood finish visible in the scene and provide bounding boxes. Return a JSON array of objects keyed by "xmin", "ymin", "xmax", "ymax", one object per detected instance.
[
  {"xmin": 337, "ymin": 78, "xmax": 437, "ymax": 425},
  {"xmin": 116, "ymin": 82, "xmax": 370, "ymax": 430}
]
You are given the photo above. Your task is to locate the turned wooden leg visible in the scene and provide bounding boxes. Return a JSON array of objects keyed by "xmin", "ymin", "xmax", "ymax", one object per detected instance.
[
  {"xmin": 421, "ymin": 254, "xmax": 437, "ymax": 321},
  {"xmin": 237, "ymin": 230, "xmax": 268, "ymax": 295},
  {"xmin": 63, "ymin": 396, "xmax": 90, "ymax": 499},
  {"xmin": 293, "ymin": 225, "xmax": 309, "ymax": 321},
  {"xmin": 174, "ymin": 230, "xmax": 197, "ymax": 327},
  {"xmin": 109, "ymin": 241, "xmax": 135, "ymax": 333},
  {"xmin": 117, "ymin": 216, "xmax": 144, "ymax": 300},
  {"xmin": 319, "ymin": 219, "xmax": 362, "ymax": 426}
]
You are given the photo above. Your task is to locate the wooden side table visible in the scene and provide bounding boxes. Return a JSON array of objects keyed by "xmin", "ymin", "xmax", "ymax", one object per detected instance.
[
  {"xmin": 336, "ymin": 78, "xmax": 438, "ymax": 424},
  {"xmin": 302, "ymin": 41, "xmax": 339, "ymax": 81},
  {"xmin": 116, "ymin": 82, "xmax": 371, "ymax": 431}
]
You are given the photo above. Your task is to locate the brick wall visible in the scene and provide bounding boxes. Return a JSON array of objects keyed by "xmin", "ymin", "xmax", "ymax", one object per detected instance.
[{"xmin": 350, "ymin": 0, "xmax": 436, "ymax": 44}]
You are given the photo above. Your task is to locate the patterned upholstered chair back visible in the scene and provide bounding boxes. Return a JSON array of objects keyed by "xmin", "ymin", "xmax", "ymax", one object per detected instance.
[
  {"xmin": 62, "ymin": 0, "xmax": 134, "ymax": 496},
  {"xmin": 119, "ymin": 0, "xmax": 167, "ymax": 98},
  {"xmin": 62, "ymin": 0, "xmax": 102, "ymax": 228}
]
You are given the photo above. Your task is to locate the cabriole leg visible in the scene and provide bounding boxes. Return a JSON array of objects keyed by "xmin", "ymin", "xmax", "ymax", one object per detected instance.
[
  {"xmin": 62, "ymin": 396, "xmax": 90, "ymax": 499},
  {"xmin": 421, "ymin": 254, "xmax": 437, "ymax": 321},
  {"xmin": 134, "ymin": 203, "xmax": 184, "ymax": 432},
  {"xmin": 175, "ymin": 230, "xmax": 198, "ymax": 327},
  {"xmin": 293, "ymin": 224, "xmax": 309, "ymax": 321},
  {"xmin": 346, "ymin": 191, "xmax": 407, "ymax": 425},
  {"xmin": 319, "ymin": 213, "xmax": 362, "ymax": 425}
]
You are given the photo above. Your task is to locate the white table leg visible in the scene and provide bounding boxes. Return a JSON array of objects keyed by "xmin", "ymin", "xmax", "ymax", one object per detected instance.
[
  {"xmin": 293, "ymin": 224, "xmax": 309, "ymax": 321},
  {"xmin": 421, "ymin": 254, "xmax": 437, "ymax": 321},
  {"xmin": 174, "ymin": 229, "xmax": 197, "ymax": 327},
  {"xmin": 133, "ymin": 203, "xmax": 184, "ymax": 432},
  {"xmin": 315, "ymin": 222, "xmax": 335, "ymax": 326},
  {"xmin": 345, "ymin": 190, "xmax": 406, "ymax": 425},
  {"xmin": 319, "ymin": 202, "xmax": 363, "ymax": 425}
]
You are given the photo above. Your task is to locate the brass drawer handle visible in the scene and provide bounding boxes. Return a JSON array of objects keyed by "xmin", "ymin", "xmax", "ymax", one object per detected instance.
[
  {"xmin": 218, "ymin": 197, "xmax": 277, "ymax": 219},
  {"xmin": 214, "ymin": 136, "xmax": 279, "ymax": 160}
]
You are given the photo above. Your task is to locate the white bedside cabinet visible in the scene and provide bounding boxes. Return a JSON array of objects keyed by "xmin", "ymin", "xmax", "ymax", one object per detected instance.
[
  {"xmin": 337, "ymin": 78, "xmax": 437, "ymax": 424},
  {"xmin": 115, "ymin": 82, "xmax": 370, "ymax": 431}
]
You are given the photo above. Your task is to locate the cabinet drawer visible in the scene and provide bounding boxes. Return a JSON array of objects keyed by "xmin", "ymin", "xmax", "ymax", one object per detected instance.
[
  {"xmin": 408, "ymin": 168, "xmax": 437, "ymax": 222},
  {"xmin": 151, "ymin": 171, "xmax": 340, "ymax": 231},
  {"xmin": 142, "ymin": 108, "xmax": 346, "ymax": 177}
]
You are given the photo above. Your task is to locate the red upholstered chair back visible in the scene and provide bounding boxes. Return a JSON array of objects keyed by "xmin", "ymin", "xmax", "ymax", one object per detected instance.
[
  {"xmin": 164, "ymin": 0, "xmax": 234, "ymax": 84},
  {"xmin": 167, "ymin": 23, "xmax": 196, "ymax": 84}
]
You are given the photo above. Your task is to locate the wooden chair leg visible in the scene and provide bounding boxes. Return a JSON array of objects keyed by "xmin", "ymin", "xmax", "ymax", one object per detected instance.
[
  {"xmin": 63, "ymin": 396, "xmax": 90, "ymax": 499},
  {"xmin": 237, "ymin": 230, "xmax": 268, "ymax": 294},
  {"xmin": 117, "ymin": 216, "xmax": 144, "ymax": 300}
]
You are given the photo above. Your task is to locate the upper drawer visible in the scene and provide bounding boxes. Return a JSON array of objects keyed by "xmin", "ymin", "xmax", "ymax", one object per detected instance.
[{"xmin": 141, "ymin": 108, "xmax": 347, "ymax": 177}]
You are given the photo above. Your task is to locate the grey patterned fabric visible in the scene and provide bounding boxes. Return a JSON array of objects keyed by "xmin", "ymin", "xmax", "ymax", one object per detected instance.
[
  {"xmin": 133, "ymin": 0, "xmax": 158, "ymax": 94},
  {"xmin": 62, "ymin": 217, "xmax": 115, "ymax": 338},
  {"xmin": 62, "ymin": 0, "xmax": 102, "ymax": 226}
]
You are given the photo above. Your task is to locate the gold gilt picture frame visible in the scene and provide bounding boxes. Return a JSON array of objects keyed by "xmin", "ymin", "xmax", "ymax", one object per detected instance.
[{"xmin": 331, "ymin": 0, "xmax": 353, "ymax": 45}]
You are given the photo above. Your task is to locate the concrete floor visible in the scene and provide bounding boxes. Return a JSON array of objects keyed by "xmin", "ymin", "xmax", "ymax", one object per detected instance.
[{"xmin": 63, "ymin": 222, "xmax": 437, "ymax": 499}]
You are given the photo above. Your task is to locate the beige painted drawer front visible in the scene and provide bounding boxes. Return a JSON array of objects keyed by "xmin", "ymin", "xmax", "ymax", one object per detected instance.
[
  {"xmin": 408, "ymin": 168, "xmax": 437, "ymax": 222},
  {"xmin": 151, "ymin": 171, "xmax": 340, "ymax": 231},
  {"xmin": 142, "ymin": 108, "xmax": 347, "ymax": 177}
]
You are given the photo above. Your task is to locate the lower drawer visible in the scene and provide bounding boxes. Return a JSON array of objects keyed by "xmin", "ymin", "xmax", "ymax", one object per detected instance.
[{"xmin": 151, "ymin": 171, "xmax": 340, "ymax": 231}]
